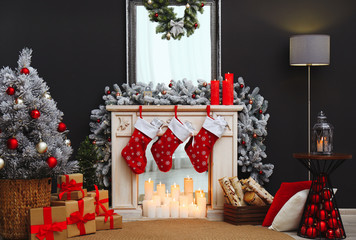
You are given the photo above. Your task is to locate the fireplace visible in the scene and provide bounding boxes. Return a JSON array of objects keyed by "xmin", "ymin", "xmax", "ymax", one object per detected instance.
[{"xmin": 107, "ymin": 105, "xmax": 242, "ymax": 219}]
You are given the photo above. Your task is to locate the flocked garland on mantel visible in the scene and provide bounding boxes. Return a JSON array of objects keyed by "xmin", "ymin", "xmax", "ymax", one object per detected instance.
[
  {"xmin": 89, "ymin": 78, "xmax": 274, "ymax": 187},
  {"xmin": 143, "ymin": 0, "xmax": 205, "ymax": 40}
]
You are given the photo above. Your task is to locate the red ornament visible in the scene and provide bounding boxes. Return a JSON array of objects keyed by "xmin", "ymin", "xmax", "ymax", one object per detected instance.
[
  {"xmin": 316, "ymin": 220, "xmax": 328, "ymax": 233},
  {"xmin": 317, "ymin": 209, "xmax": 327, "ymax": 220},
  {"xmin": 249, "ymin": 99, "xmax": 253, "ymax": 104},
  {"xmin": 324, "ymin": 200, "xmax": 333, "ymax": 212},
  {"xmin": 194, "ymin": 23, "xmax": 198, "ymax": 29},
  {"xmin": 306, "ymin": 227, "xmax": 317, "ymax": 238},
  {"xmin": 306, "ymin": 204, "xmax": 318, "ymax": 215},
  {"xmin": 253, "ymin": 133, "xmax": 257, "ymax": 138},
  {"xmin": 192, "ymin": 94, "xmax": 196, "ymax": 99},
  {"xmin": 20, "ymin": 67, "xmax": 30, "ymax": 75},
  {"xmin": 30, "ymin": 109, "xmax": 41, "ymax": 119},
  {"xmin": 240, "ymin": 84, "xmax": 244, "ymax": 88},
  {"xmin": 107, "ymin": 90, "xmax": 111, "ymax": 94},
  {"xmin": 92, "ymin": 140, "xmax": 97, "ymax": 145},
  {"xmin": 136, "ymin": 92, "xmax": 139, "ymax": 96},
  {"xmin": 335, "ymin": 228, "xmax": 344, "ymax": 238},
  {"xmin": 326, "ymin": 229, "xmax": 335, "ymax": 239},
  {"xmin": 259, "ymin": 170, "xmax": 263, "ymax": 175},
  {"xmin": 97, "ymin": 119, "xmax": 101, "ymax": 123},
  {"xmin": 6, "ymin": 87, "xmax": 15, "ymax": 95},
  {"xmin": 7, "ymin": 137, "xmax": 18, "ymax": 149},
  {"xmin": 108, "ymin": 137, "xmax": 111, "ymax": 142},
  {"xmin": 203, "ymin": 82, "xmax": 207, "ymax": 87},
  {"xmin": 161, "ymin": 90, "xmax": 167, "ymax": 95},
  {"xmin": 242, "ymin": 141, "xmax": 246, "ymax": 145},
  {"xmin": 322, "ymin": 189, "xmax": 332, "ymax": 200},
  {"xmin": 201, "ymin": 3, "xmax": 204, "ymax": 7},
  {"xmin": 300, "ymin": 225, "xmax": 307, "ymax": 235},
  {"xmin": 46, "ymin": 156, "xmax": 57, "ymax": 168},
  {"xmin": 327, "ymin": 218, "xmax": 338, "ymax": 228},
  {"xmin": 155, "ymin": 13, "xmax": 158, "ymax": 18},
  {"xmin": 259, "ymin": 109, "xmax": 263, "ymax": 114},
  {"xmin": 311, "ymin": 194, "xmax": 320, "ymax": 204},
  {"xmin": 169, "ymin": 83, "xmax": 173, "ymax": 88},
  {"xmin": 58, "ymin": 122, "xmax": 67, "ymax": 132},
  {"xmin": 305, "ymin": 217, "xmax": 314, "ymax": 226},
  {"xmin": 331, "ymin": 209, "xmax": 339, "ymax": 218}
]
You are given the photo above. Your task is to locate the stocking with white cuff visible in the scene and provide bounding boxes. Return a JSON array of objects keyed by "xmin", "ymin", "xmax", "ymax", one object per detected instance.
[{"xmin": 185, "ymin": 106, "xmax": 227, "ymax": 173}]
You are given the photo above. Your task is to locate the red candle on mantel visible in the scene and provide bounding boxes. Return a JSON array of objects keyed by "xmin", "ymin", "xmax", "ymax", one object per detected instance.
[
  {"xmin": 210, "ymin": 79, "xmax": 220, "ymax": 105},
  {"xmin": 225, "ymin": 72, "xmax": 234, "ymax": 85},
  {"xmin": 223, "ymin": 80, "xmax": 233, "ymax": 105}
]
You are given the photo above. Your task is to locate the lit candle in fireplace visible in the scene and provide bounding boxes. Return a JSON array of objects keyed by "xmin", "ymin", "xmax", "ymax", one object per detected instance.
[
  {"xmin": 184, "ymin": 176, "xmax": 194, "ymax": 204},
  {"xmin": 170, "ymin": 198, "xmax": 179, "ymax": 218},
  {"xmin": 171, "ymin": 183, "xmax": 180, "ymax": 201},
  {"xmin": 195, "ymin": 188, "xmax": 204, "ymax": 204},
  {"xmin": 145, "ymin": 178, "xmax": 154, "ymax": 200},
  {"xmin": 179, "ymin": 204, "xmax": 188, "ymax": 218},
  {"xmin": 163, "ymin": 190, "xmax": 172, "ymax": 206},
  {"xmin": 157, "ymin": 182, "xmax": 166, "ymax": 204}
]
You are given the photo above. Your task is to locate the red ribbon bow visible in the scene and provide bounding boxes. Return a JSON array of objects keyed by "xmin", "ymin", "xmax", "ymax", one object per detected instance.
[
  {"xmin": 30, "ymin": 207, "xmax": 67, "ymax": 240},
  {"xmin": 99, "ymin": 209, "xmax": 118, "ymax": 229},
  {"xmin": 57, "ymin": 175, "xmax": 84, "ymax": 200},
  {"xmin": 67, "ymin": 199, "xmax": 95, "ymax": 235},
  {"xmin": 94, "ymin": 184, "xmax": 109, "ymax": 215}
]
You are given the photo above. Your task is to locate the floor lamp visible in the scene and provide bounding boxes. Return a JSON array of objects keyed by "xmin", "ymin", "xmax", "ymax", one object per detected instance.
[{"xmin": 290, "ymin": 34, "xmax": 330, "ymax": 173}]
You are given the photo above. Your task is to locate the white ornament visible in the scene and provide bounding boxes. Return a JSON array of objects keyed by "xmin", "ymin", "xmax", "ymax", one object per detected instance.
[
  {"xmin": 166, "ymin": 32, "xmax": 171, "ymax": 40},
  {"xmin": 64, "ymin": 139, "xmax": 71, "ymax": 146},
  {"xmin": 186, "ymin": 3, "xmax": 190, "ymax": 8},
  {"xmin": 148, "ymin": 0, "xmax": 152, "ymax": 4},
  {"xmin": 0, "ymin": 158, "xmax": 4, "ymax": 170},
  {"xmin": 36, "ymin": 141, "xmax": 48, "ymax": 154},
  {"xmin": 15, "ymin": 98, "xmax": 24, "ymax": 105},
  {"xmin": 43, "ymin": 92, "xmax": 52, "ymax": 99}
]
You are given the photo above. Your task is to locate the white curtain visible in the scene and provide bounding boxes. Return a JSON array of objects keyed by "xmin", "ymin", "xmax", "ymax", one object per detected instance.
[{"xmin": 136, "ymin": 6, "xmax": 211, "ymax": 86}]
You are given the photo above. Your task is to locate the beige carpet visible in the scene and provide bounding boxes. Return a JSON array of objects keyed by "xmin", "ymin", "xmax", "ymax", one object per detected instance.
[{"xmin": 72, "ymin": 219, "xmax": 294, "ymax": 240}]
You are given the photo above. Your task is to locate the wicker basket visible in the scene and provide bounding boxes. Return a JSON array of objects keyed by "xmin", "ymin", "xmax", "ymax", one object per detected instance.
[{"xmin": 0, "ymin": 178, "xmax": 51, "ymax": 240}]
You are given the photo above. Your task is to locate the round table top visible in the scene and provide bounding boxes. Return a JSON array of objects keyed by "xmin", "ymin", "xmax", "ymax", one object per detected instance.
[{"xmin": 293, "ymin": 153, "xmax": 352, "ymax": 160}]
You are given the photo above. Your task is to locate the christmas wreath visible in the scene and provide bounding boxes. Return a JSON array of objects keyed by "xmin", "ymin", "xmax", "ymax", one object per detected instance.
[{"xmin": 143, "ymin": 0, "xmax": 205, "ymax": 40}]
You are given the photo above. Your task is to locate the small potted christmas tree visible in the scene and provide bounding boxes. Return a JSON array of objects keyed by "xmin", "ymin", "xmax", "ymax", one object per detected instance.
[{"xmin": 0, "ymin": 48, "xmax": 78, "ymax": 239}]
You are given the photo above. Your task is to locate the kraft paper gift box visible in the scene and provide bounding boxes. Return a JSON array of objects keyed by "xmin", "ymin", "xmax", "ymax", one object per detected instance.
[
  {"xmin": 52, "ymin": 189, "xmax": 87, "ymax": 201},
  {"xmin": 95, "ymin": 210, "xmax": 122, "ymax": 231},
  {"xmin": 29, "ymin": 206, "xmax": 67, "ymax": 240},
  {"xmin": 56, "ymin": 174, "xmax": 85, "ymax": 201},
  {"xmin": 51, "ymin": 197, "xmax": 96, "ymax": 238},
  {"xmin": 87, "ymin": 185, "xmax": 109, "ymax": 216}
]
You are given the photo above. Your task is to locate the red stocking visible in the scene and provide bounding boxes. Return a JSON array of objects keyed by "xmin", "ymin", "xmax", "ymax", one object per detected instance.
[
  {"xmin": 150, "ymin": 106, "xmax": 194, "ymax": 172},
  {"xmin": 185, "ymin": 106, "xmax": 227, "ymax": 173},
  {"xmin": 121, "ymin": 106, "xmax": 163, "ymax": 174}
]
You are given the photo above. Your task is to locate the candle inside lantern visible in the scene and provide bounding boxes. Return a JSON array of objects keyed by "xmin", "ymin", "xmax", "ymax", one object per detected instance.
[
  {"xmin": 210, "ymin": 79, "xmax": 220, "ymax": 105},
  {"xmin": 171, "ymin": 183, "xmax": 180, "ymax": 201},
  {"xmin": 157, "ymin": 182, "xmax": 166, "ymax": 204},
  {"xmin": 223, "ymin": 73, "xmax": 234, "ymax": 105},
  {"xmin": 170, "ymin": 198, "xmax": 179, "ymax": 218},
  {"xmin": 145, "ymin": 178, "xmax": 154, "ymax": 200},
  {"xmin": 317, "ymin": 137, "xmax": 326, "ymax": 152}
]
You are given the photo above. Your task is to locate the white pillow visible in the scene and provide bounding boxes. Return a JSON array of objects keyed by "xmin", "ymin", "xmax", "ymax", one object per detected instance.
[{"xmin": 268, "ymin": 189, "xmax": 309, "ymax": 232}]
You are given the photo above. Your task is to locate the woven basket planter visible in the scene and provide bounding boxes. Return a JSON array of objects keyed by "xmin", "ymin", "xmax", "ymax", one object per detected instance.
[{"xmin": 0, "ymin": 178, "xmax": 51, "ymax": 240}]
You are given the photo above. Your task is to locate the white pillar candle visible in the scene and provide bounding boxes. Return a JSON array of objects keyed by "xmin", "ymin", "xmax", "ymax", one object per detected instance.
[
  {"xmin": 157, "ymin": 182, "xmax": 166, "ymax": 204},
  {"xmin": 142, "ymin": 200, "xmax": 150, "ymax": 217},
  {"xmin": 195, "ymin": 188, "xmax": 204, "ymax": 204},
  {"xmin": 145, "ymin": 178, "xmax": 154, "ymax": 200},
  {"xmin": 193, "ymin": 205, "xmax": 201, "ymax": 218},
  {"xmin": 185, "ymin": 192, "xmax": 194, "ymax": 204},
  {"xmin": 171, "ymin": 183, "xmax": 180, "ymax": 201},
  {"xmin": 188, "ymin": 202, "xmax": 196, "ymax": 217},
  {"xmin": 179, "ymin": 195, "xmax": 188, "ymax": 206},
  {"xmin": 162, "ymin": 204, "xmax": 170, "ymax": 218},
  {"xmin": 152, "ymin": 195, "xmax": 161, "ymax": 207},
  {"xmin": 197, "ymin": 196, "xmax": 207, "ymax": 218},
  {"xmin": 196, "ymin": 191, "xmax": 205, "ymax": 205},
  {"xmin": 163, "ymin": 190, "xmax": 172, "ymax": 206},
  {"xmin": 156, "ymin": 206, "xmax": 162, "ymax": 218},
  {"xmin": 147, "ymin": 200, "xmax": 156, "ymax": 218},
  {"xmin": 184, "ymin": 176, "xmax": 194, "ymax": 194},
  {"xmin": 170, "ymin": 198, "xmax": 179, "ymax": 218},
  {"xmin": 179, "ymin": 204, "xmax": 189, "ymax": 218}
]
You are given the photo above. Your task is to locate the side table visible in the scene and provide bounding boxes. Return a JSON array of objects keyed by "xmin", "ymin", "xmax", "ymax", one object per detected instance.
[{"xmin": 293, "ymin": 153, "xmax": 352, "ymax": 239}]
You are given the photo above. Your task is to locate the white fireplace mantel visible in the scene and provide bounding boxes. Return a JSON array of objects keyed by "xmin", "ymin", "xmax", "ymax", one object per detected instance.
[{"xmin": 107, "ymin": 105, "xmax": 243, "ymax": 219}]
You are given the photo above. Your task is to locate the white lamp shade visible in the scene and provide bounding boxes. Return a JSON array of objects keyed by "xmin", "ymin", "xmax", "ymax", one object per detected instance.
[{"xmin": 290, "ymin": 34, "xmax": 330, "ymax": 66}]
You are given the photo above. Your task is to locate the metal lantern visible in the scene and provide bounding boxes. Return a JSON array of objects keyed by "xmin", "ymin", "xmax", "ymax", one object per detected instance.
[
  {"xmin": 312, "ymin": 111, "xmax": 333, "ymax": 154},
  {"xmin": 143, "ymin": 86, "xmax": 152, "ymax": 105}
]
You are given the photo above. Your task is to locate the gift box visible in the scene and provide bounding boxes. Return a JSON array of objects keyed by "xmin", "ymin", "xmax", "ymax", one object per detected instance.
[
  {"xmin": 96, "ymin": 210, "xmax": 122, "ymax": 231},
  {"xmin": 29, "ymin": 206, "xmax": 67, "ymax": 240},
  {"xmin": 51, "ymin": 197, "xmax": 96, "ymax": 238},
  {"xmin": 52, "ymin": 189, "xmax": 87, "ymax": 201},
  {"xmin": 87, "ymin": 185, "xmax": 109, "ymax": 216},
  {"xmin": 57, "ymin": 174, "xmax": 85, "ymax": 201}
]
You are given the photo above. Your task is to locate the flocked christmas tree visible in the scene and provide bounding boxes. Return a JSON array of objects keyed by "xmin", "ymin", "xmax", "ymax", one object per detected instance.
[
  {"xmin": 0, "ymin": 48, "xmax": 77, "ymax": 179},
  {"xmin": 90, "ymin": 78, "xmax": 273, "ymax": 185}
]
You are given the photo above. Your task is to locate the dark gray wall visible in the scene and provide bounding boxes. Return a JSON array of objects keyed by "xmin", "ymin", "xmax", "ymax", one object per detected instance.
[{"xmin": 1, "ymin": 0, "xmax": 355, "ymax": 207}]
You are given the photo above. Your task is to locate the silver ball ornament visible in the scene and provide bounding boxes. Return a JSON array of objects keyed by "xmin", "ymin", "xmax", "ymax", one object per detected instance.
[
  {"xmin": 36, "ymin": 141, "xmax": 48, "ymax": 153},
  {"xmin": 64, "ymin": 139, "xmax": 71, "ymax": 146},
  {"xmin": 0, "ymin": 158, "xmax": 4, "ymax": 170}
]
